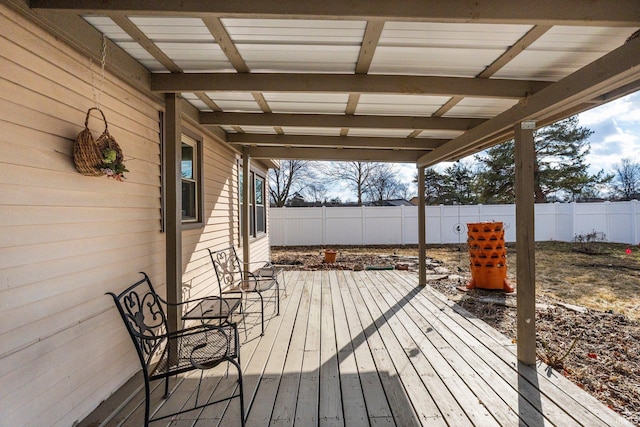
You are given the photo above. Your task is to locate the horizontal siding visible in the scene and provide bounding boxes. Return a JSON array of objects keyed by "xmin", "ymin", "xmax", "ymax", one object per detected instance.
[
  {"xmin": 0, "ymin": 5, "xmax": 164, "ymax": 427},
  {"xmin": 0, "ymin": 5, "xmax": 274, "ymax": 426}
]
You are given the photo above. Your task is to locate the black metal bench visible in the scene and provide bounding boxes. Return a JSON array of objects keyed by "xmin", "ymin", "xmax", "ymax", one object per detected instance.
[
  {"xmin": 208, "ymin": 246, "xmax": 283, "ymax": 335},
  {"xmin": 106, "ymin": 272, "xmax": 245, "ymax": 427}
]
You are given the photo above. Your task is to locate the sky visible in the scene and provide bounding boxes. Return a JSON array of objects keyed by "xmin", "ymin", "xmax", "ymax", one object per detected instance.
[{"xmin": 326, "ymin": 91, "xmax": 640, "ymax": 202}]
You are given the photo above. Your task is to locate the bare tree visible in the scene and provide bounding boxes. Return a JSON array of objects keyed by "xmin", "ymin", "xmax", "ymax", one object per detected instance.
[
  {"xmin": 303, "ymin": 181, "xmax": 329, "ymax": 204},
  {"xmin": 324, "ymin": 161, "xmax": 381, "ymax": 206},
  {"xmin": 269, "ymin": 160, "xmax": 311, "ymax": 207},
  {"xmin": 364, "ymin": 163, "xmax": 407, "ymax": 203},
  {"xmin": 611, "ymin": 158, "xmax": 640, "ymax": 200}
]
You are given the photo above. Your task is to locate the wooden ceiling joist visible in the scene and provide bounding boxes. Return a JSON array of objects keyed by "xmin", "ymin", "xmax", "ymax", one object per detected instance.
[
  {"xmin": 201, "ymin": 112, "xmax": 485, "ymax": 131},
  {"xmin": 227, "ymin": 134, "xmax": 447, "ymax": 150},
  {"xmin": 153, "ymin": 73, "xmax": 551, "ymax": 98},
  {"xmin": 29, "ymin": 0, "xmax": 640, "ymax": 26},
  {"xmin": 247, "ymin": 147, "xmax": 425, "ymax": 163}
]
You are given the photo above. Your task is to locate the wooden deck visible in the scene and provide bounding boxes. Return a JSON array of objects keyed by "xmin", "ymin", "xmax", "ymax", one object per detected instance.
[{"xmin": 82, "ymin": 270, "xmax": 633, "ymax": 426}]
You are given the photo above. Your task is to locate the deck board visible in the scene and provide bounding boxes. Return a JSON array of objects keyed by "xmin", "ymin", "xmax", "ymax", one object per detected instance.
[{"xmin": 80, "ymin": 270, "xmax": 634, "ymax": 427}]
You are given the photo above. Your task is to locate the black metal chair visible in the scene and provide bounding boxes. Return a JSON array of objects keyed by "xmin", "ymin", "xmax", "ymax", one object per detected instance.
[
  {"xmin": 208, "ymin": 246, "xmax": 281, "ymax": 336},
  {"xmin": 107, "ymin": 272, "xmax": 245, "ymax": 427}
]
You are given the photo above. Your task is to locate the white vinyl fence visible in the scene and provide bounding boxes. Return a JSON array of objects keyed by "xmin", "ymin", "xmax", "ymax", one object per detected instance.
[{"xmin": 269, "ymin": 200, "xmax": 640, "ymax": 246}]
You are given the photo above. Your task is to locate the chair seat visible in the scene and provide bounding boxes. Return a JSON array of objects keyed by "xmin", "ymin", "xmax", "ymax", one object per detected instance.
[
  {"xmin": 224, "ymin": 277, "xmax": 276, "ymax": 293},
  {"xmin": 152, "ymin": 325, "xmax": 236, "ymax": 378},
  {"xmin": 183, "ymin": 297, "xmax": 242, "ymax": 321}
]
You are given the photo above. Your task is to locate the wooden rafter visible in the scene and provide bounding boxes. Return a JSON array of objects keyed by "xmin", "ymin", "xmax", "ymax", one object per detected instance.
[
  {"xmin": 227, "ymin": 133, "xmax": 448, "ymax": 150},
  {"xmin": 152, "ymin": 73, "xmax": 551, "ymax": 98},
  {"xmin": 202, "ymin": 16, "xmax": 249, "ymax": 73},
  {"xmin": 247, "ymin": 147, "xmax": 425, "ymax": 162},
  {"xmin": 200, "ymin": 112, "xmax": 485, "ymax": 131}
]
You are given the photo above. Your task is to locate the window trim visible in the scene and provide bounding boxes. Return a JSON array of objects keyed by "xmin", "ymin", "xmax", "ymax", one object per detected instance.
[
  {"xmin": 239, "ymin": 162, "xmax": 268, "ymax": 241},
  {"xmin": 181, "ymin": 134, "xmax": 204, "ymax": 229}
]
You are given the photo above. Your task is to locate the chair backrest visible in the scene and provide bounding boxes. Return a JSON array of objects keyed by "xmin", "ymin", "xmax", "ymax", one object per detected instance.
[
  {"xmin": 208, "ymin": 246, "xmax": 243, "ymax": 292},
  {"xmin": 106, "ymin": 273, "xmax": 167, "ymax": 370}
]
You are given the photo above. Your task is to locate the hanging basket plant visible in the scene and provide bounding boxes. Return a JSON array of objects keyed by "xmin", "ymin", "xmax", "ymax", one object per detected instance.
[{"xmin": 74, "ymin": 107, "xmax": 128, "ymax": 181}]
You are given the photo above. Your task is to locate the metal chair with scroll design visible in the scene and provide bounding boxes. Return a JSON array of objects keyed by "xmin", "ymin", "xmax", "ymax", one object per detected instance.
[
  {"xmin": 208, "ymin": 246, "xmax": 280, "ymax": 336},
  {"xmin": 107, "ymin": 272, "xmax": 245, "ymax": 427}
]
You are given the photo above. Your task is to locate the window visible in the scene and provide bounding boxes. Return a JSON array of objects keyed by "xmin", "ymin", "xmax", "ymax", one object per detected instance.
[
  {"xmin": 181, "ymin": 136, "xmax": 202, "ymax": 225},
  {"xmin": 239, "ymin": 164, "xmax": 267, "ymax": 239},
  {"xmin": 255, "ymin": 175, "xmax": 266, "ymax": 234}
]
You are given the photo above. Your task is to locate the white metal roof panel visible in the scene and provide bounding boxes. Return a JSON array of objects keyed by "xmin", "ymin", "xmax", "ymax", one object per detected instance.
[
  {"xmin": 378, "ymin": 22, "xmax": 532, "ymax": 48},
  {"xmin": 221, "ymin": 18, "xmax": 366, "ymax": 44},
  {"xmin": 128, "ymin": 17, "xmax": 214, "ymax": 41},
  {"xmin": 494, "ymin": 26, "xmax": 637, "ymax": 81},
  {"xmin": 112, "ymin": 42, "xmax": 166, "ymax": 72},
  {"xmin": 221, "ymin": 18, "xmax": 364, "ymax": 73},
  {"xmin": 232, "ymin": 44, "xmax": 361, "ymax": 73},
  {"xmin": 82, "ymin": 16, "xmax": 131, "ymax": 41},
  {"xmin": 348, "ymin": 128, "xmax": 415, "ymax": 138},
  {"xmin": 181, "ymin": 93, "xmax": 211, "ymax": 111},
  {"xmin": 356, "ymin": 94, "xmax": 450, "ymax": 116},
  {"xmin": 370, "ymin": 46, "xmax": 501, "ymax": 77},
  {"xmin": 416, "ymin": 130, "xmax": 465, "ymax": 138},
  {"xmin": 444, "ymin": 98, "xmax": 520, "ymax": 118},
  {"xmin": 281, "ymin": 127, "xmax": 342, "ymax": 136},
  {"xmin": 233, "ymin": 126, "xmax": 278, "ymax": 134},
  {"xmin": 263, "ymin": 92, "xmax": 349, "ymax": 114},
  {"xmin": 204, "ymin": 92, "xmax": 261, "ymax": 112},
  {"xmin": 370, "ymin": 22, "xmax": 532, "ymax": 77},
  {"xmin": 154, "ymin": 42, "xmax": 232, "ymax": 72}
]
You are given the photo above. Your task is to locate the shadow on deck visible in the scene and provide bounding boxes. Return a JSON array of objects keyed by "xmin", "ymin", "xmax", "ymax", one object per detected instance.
[{"xmin": 80, "ymin": 270, "xmax": 631, "ymax": 426}]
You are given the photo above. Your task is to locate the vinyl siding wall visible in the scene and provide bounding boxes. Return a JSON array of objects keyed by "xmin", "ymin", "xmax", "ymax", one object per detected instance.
[{"xmin": 0, "ymin": 4, "xmax": 271, "ymax": 426}]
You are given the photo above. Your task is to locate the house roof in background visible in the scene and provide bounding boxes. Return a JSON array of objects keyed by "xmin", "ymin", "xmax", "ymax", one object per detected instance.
[{"xmin": 22, "ymin": 0, "xmax": 640, "ymax": 167}]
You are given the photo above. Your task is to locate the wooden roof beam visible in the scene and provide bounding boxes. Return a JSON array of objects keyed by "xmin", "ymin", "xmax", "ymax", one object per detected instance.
[
  {"xmin": 153, "ymin": 74, "xmax": 550, "ymax": 98},
  {"xmin": 247, "ymin": 147, "xmax": 424, "ymax": 163},
  {"xmin": 30, "ymin": 0, "xmax": 640, "ymax": 26},
  {"xmin": 201, "ymin": 112, "xmax": 485, "ymax": 130},
  {"xmin": 227, "ymin": 134, "xmax": 448, "ymax": 150}
]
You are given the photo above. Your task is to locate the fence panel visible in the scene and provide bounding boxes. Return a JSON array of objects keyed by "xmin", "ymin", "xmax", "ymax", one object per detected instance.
[{"xmin": 269, "ymin": 201, "xmax": 640, "ymax": 246}]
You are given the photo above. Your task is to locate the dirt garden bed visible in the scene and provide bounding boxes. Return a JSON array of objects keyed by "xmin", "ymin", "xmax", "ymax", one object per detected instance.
[{"xmin": 271, "ymin": 242, "xmax": 640, "ymax": 425}]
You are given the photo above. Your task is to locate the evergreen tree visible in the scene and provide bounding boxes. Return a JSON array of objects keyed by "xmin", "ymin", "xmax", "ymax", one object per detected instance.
[
  {"xmin": 441, "ymin": 161, "xmax": 481, "ymax": 204},
  {"xmin": 476, "ymin": 117, "xmax": 610, "ymax": 203}
]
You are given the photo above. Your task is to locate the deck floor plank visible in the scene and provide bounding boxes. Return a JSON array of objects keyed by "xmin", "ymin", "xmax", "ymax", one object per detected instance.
[
  {"xmin": 245, "ymin": 270, "xmax": 307, "ymax": 426},
  {"xmin": 366, "ymin": 270, "xmax": 498, "ymax": 427},
  {"xmin": 328, "ymin": 270, "xmax": 371, "ymax": 427},
  {"xmin": 81, "ymin": 270, "xmax": 634, "ymax": 427},
  {"xmin": 344, "ymin": 271, "xmax": 431, "ymax": 427},
  {"xmin": 335, "ymin": 270, "xmax": 396, "ymax": 427},
  {"xmin": 319, "ymin": 271, "xmax": 345, "ymax": 427}
]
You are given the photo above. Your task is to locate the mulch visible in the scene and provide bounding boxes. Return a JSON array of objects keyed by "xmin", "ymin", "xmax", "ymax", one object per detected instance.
[{"xmin": 271, "ymin": 249, "xmax": 640, "ymax": 426}]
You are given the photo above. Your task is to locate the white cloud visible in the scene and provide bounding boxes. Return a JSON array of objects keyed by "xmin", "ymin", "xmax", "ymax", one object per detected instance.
[{"xmin": 579, "ymin": 92, "xmax": 640, "ymax": 127}]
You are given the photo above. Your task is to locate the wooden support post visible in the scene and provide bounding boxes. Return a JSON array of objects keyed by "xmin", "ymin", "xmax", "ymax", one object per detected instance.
[
  {"xmin": 164, "ymin": 93, "xmax": 182, "ymax": 334},
  {"xmin": 515, "ymin": 121, "xmax": 536, "ymax": 365},
  {"xmin": 418, "ymin": 166, "xmax": 427, "ymax": 286},
  {"xmin": 242, "ymin": 148, "xmax": 251, "ymax": 275}
]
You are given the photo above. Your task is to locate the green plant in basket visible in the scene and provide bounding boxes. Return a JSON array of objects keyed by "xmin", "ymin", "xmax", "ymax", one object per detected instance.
[{"xmin": 100, "ymin": 148, "xmax": 129, "ymax": 182}]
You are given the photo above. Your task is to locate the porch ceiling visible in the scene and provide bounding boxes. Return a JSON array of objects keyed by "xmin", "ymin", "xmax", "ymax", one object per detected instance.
[{"xmin": 26, "ymin": 0, "xmax": 640, "ymax": 166}]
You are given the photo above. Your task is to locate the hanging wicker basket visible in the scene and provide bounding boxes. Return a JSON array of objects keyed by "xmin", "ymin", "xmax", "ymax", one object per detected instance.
[{"xmin": 74, "ymin": 108, "xmax": 126, "ymax": 180}]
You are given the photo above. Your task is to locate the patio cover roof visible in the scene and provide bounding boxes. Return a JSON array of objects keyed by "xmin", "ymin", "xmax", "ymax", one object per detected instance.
[{"xmin": 22, "ymin": 0, "xmax": 640, "ymax": 167}]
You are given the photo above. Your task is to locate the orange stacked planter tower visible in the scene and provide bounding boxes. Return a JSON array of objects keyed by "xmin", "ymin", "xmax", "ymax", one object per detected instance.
[{"xmin": 466, "ymin": 222, "xmax": 514, "ymax": 292}]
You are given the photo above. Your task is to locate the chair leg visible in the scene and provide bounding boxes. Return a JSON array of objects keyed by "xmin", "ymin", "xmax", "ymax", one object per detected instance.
[
  {"xmin": 258, "ymin": 291, "xmax": 264, "ymax": 335},
  {"xmin": 276, "ymin": 279, "xmax": 280, "ymax": 316},
  {"xmin": 164, "ymin": 375, "xmax": 170, "ymax": 398},
  {"xmin": 144, "ymin": 379, "xmax": 151, "ymax": 427}
]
